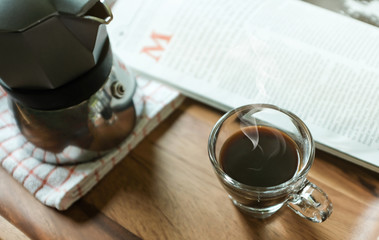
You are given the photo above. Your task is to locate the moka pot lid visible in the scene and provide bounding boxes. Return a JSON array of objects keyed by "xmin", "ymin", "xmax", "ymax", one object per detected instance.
[{"xmin": 0, "ymin": 0, "xmax": 112, "ymax": 32}]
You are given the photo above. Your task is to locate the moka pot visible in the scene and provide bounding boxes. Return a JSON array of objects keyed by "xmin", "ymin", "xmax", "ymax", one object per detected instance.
[{"xmin": 0, "ymin": 0, "xmax": 141, "ymax": 164}]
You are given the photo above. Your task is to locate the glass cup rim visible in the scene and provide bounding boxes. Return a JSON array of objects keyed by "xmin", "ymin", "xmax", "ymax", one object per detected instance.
[{"xmin": 208, "ymin": 103, "xmax": 315, "ymax": 193}]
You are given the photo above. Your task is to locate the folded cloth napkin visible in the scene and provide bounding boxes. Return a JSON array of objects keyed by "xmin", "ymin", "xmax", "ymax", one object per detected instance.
[{"xmin": 0, "ymin": 77, "xmax": 184, "ymax": 210}]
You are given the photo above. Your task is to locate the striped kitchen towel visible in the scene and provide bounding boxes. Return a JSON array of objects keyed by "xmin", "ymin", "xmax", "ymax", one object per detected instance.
[{"xmin": 0, "ymin": 76, "xmax": 184, "ymax": 210}]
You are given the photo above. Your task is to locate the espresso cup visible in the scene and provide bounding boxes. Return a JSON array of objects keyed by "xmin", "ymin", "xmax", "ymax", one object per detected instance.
[{"xmin": 208, "ymin": 104, "xmax": 332, "ymax": 222}]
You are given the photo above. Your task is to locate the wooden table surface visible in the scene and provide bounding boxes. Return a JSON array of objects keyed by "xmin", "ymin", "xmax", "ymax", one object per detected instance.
[{"xmin": 0, "ymin": 99, "xmax": 378, "ymax": 240}]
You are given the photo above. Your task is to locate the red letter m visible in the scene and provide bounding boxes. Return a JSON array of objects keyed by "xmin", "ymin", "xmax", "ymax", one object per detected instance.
[{"xmin": 140, "ymin": 32, "xmax": 172, "ymax": 62}]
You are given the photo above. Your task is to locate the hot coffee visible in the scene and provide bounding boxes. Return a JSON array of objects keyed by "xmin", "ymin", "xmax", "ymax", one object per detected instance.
[
  {"xmin": 209, "ymin": 104, "xmax": 332, "ymax": 221},
  {"xmin": 220, "ymin": 125, "xmax": 300, "ymax": 187}
]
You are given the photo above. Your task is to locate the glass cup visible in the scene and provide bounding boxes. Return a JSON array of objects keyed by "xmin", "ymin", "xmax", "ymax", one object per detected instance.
[{"xmin": 208, "ymin": 104, "xmax": 333, "ymax": 222}]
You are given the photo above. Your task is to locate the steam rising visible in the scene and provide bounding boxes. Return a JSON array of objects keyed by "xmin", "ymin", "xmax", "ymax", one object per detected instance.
[
  {"xmin": 239, "ymin": 109, "xmax": 287, "ymax": 171},
  {"xmin": 228, "ymin": 25, "xmax": 291, "ymax": 171},
  {"xmin": 239, "ymin": 109, "xmax": 260, "ymax": 149}
]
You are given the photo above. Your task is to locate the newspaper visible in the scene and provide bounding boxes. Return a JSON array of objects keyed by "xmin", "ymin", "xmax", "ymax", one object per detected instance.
[{"xmin": 107, "ymin": 0, "xmax": 379, "ymax": 172}]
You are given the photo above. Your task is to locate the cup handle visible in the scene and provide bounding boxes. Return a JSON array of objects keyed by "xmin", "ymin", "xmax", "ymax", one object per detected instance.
[{"xmin": 287, "ymin": 179, "xmax": 333, "ymax": 223}]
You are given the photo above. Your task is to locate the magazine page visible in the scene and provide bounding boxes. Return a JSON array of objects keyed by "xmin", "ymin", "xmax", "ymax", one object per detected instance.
[{"xmin": 107, "ymin": 0, "xmax": 379, "ymax": 172}]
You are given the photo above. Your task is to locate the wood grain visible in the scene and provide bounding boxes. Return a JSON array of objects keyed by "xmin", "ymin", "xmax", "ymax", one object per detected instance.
[
  {"xmin": 0, "ymin": 99, "xmax": 378, "ymax": 240},
  {"xmin": 0, "ymin": 215, "xmax": 30, "ymax": 240}
]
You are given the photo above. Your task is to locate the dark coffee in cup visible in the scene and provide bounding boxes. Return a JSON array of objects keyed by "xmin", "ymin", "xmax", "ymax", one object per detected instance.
[
  {"xmin": 209, "ymin": 104, "xmax": 332, "ymax": 221},
  {"xmin": 220, "ymin": 126, "xmax": 300, "ymax": 187}
]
